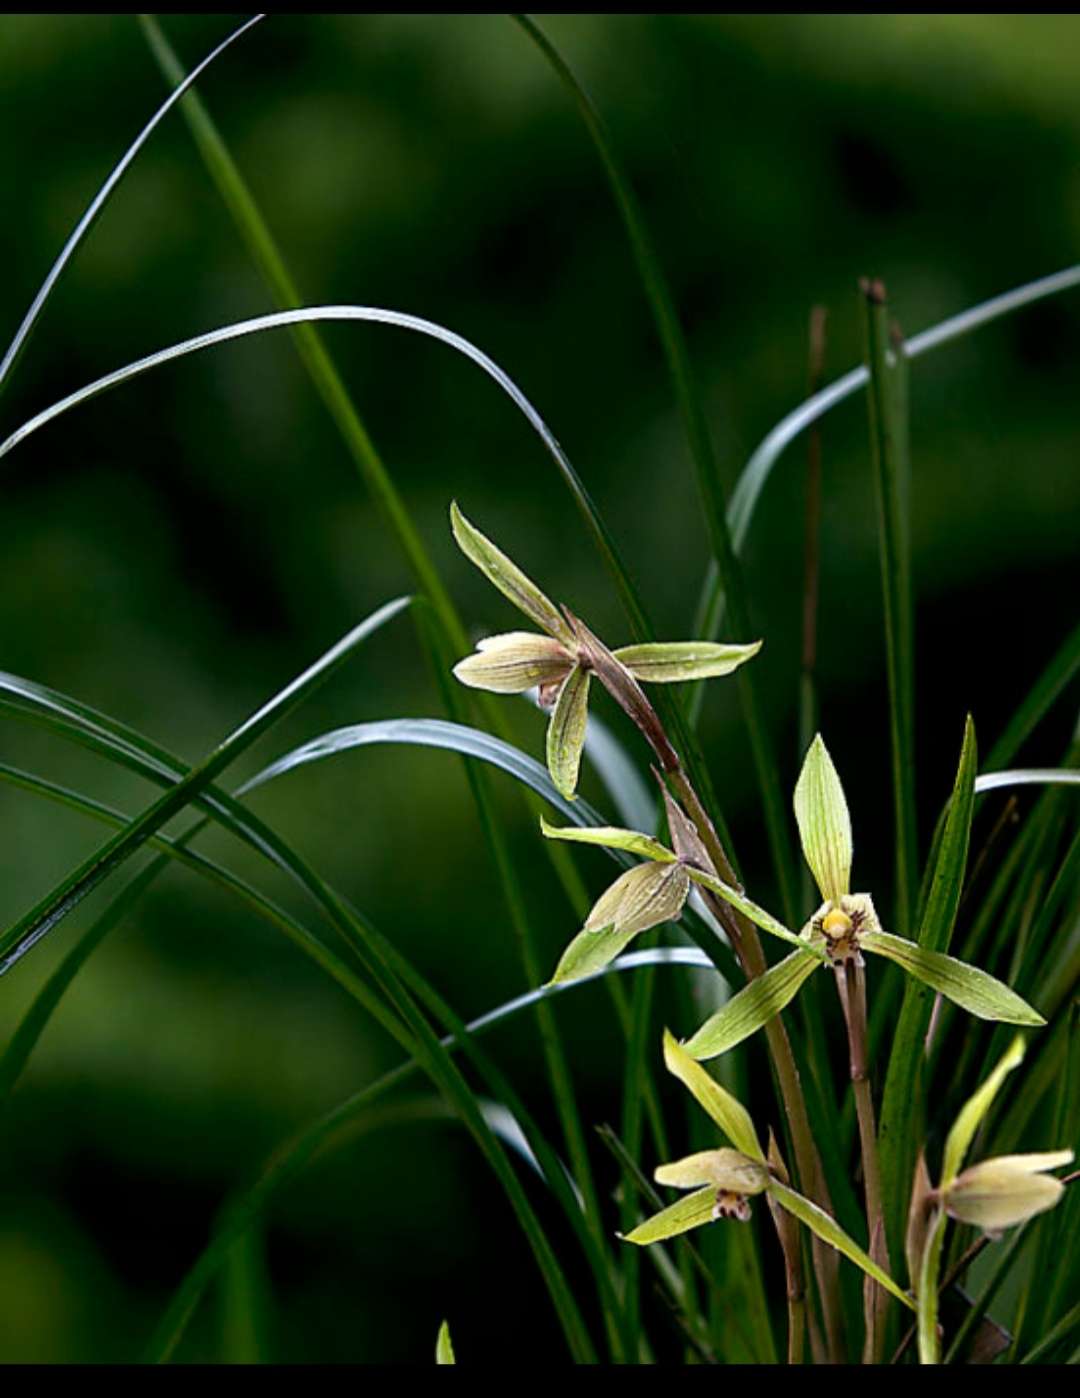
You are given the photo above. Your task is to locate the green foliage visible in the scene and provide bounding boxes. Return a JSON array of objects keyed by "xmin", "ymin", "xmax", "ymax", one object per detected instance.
[{"xmin": 1, "ymin": 12, "xmax": 1077, "ymax": 1368}]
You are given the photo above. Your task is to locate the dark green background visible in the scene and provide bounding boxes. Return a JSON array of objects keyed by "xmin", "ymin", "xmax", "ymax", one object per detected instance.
[{"xmin": 0, "ymin": 13, "xmax": 1077, "ymax": 1362}]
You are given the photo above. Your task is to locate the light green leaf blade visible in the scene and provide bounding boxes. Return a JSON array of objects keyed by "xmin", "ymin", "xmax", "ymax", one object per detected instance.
[
  {"xmin": 546, "ymin": 665, "xmax": 591, "ymax": 801},
  {"xmin": 450, "ymin": 501, "xmax": 572, "ymax": 644},
  {"xmin": 620, "ymin": 1184, "xmax": 718, "ymax": 1246},
  {"xmin": 612, "ymin": 640, "xmax": 762, "ymax": 684},
  {"xmin": 682, "ymin": 950, "xmax": 823, "ymax": 1060},
  {"xmin": 768, "ymin": 1179, "xmax": 915, "ymax": 1312},
  {"xmin": 862, "ymin": 931, "xmax": 1044, "ymax": 1028},
  {"xmin": 685, "ymin": 868, "xmax": 827, "ymax": 959},
  {"xmin": 793, "ymin": 733, "xmax": 853, "ymax": 905},
  {"xmin": 436, "ymin": 1320, "xmax": 455, "ymax": 1364},
  {"xmin": 940, "ymin": 1035, "xmax": 1026, "ymax": 1188},
  {"xmin": 662, "ymin": 1029, "xmax": 764, "ymax": 1162},
  {"xmin": 539, "ymin": 816, "xmax": 675, "ymax": 864}
]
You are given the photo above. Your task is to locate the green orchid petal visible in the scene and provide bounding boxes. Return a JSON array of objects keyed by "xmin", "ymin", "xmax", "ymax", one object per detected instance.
[
  {"xmin": 539, "ymin": 816, "xmax": 676, "ymax": 864},
  {"xmin": 662, "ymin": 1029, "xmax": 765, "ymax": 1163},
  {"xmin": 682, "ymin": 948, "xmax": 824, "ymax": 1061},
  {"xmin": 685, "ymin": 867, "xmax": 828, "ymax": 959},
  {"xmin": 861, "ymin": 930, "xmax": 1045, "ymax": 1027},
  {"xmin": 940, "ymin": 1036, "xmax": 1026, "ymax": 1188},
  {"xmin": 612, "ymin": 639, "xmax": 762, "ymax": 684},
  {"xmin": 450, "ymin": 501, "xmax": 574, "ymax": 644},
  {"xmin": 793, "ymin": 733, "xmax": 853, "ymax": 905},
  {"xmin": 545, "ymin": 665, "xmax": 591, "ymax": 801},
  {"xmin": 620, "ymin": 1184, "xmax": 720, "ymax": 1246},
  {"xmin": 452, "ymin": 632, "xmax": 572, "ymax": 694}
]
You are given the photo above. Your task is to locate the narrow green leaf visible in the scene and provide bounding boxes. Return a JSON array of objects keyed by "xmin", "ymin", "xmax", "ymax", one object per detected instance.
[
  {"xmin": 450, "ymin": 502, "xmax": 573, "ymax": 644},
  {"xmin": 662, "ymin": 1029, "xmax": 764, "ymax": 1163},
  {"xmin": 0, "ymin": 597, "xmax": 411, "ymax": 975},
  {"xmin": 793, "ymin": 733, "xmax": 852, "ymax": 905},
  {"xmin": 767, "ymin": 1179, "xmax": 915, "ymax": 1312},
  {"xmin": 539, "ymin": 816, "xmax": 675, "ymax": 864},
  {"xmin": 1019, "ymin": 1299, "xmax": 1080, "ymax": 1365},
  {"xmin": 941, "ymin": 1035, "xmax": 1026, "ymax": 1188},
  {"xmin": 879, "ymin": 717, "xmax": 978, "ymax": 1257},
  {"xmin": 862, "ymin": 931, "xmax": 1044, "ymax": 1027},
  {"xmin": 620, "ymin": 1185, "xmax": 719, "ymax": 1246},
  {"xmin": 705, "ymin": 265, "xmax": 1080, "ymax": 645},
  {"xmin": 987, "ymin": 618, "xmax": 1080, "ymax": 769},
  {"xmin": 546, "ymin": 665, "xmax": 591, "ymax": 800},
  {"xmin": 436, "ymin": 1320, "xmax": 455, "ymax": 1365},
  {"xmin": 862, "ymin": 283, "xmax": 917, "ymax": 937},
  {"xmin": 0, "ymin": 14, "xmax": 264, "ymax": 395},
  {"xmin": 682, "ymin": 950, "xmax": 823, "ymax": 1060},
  {"xmin": 685, "ymin": 867, "xmax": 828, "ymax": 958},
  {"xmin": 612, "ymin": 640, "xmax": 761, "ymax": 684}
]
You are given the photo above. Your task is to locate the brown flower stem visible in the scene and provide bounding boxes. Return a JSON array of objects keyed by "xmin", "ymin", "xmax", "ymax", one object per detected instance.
[
  {"xmin": 580, "ymin": 623, "xmax": 846, "ymax": 1359},
  {"xmin": 837, "ymin": 958, "xmax": 888, "ymax": 1362},
  {"xmin": 668, "ymin": 764, "xmax": 845, "ymax": 1363}
]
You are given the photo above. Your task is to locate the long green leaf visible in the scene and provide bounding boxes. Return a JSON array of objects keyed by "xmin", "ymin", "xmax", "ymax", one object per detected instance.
[
  {"xmin": 697, "ymin": 264, "xmax": 1080, "ymax": 638},
  {"xmin": 512, "ymin": 15, "xmax": 802, "ymax": 911},
  {"xmin": 879, "ymin": 716, "xmax": 977, "ymax": 1260},
  {"xmin": 0, "ymin": 748, "xmax": 719, "ymax": 1357},
  {"xmin": 986, "ymin": 619, "xmax": 1080, "ymax": 769},
  {"xmin": 862, "ymin": 284, "xmax": 917, "ymax": 936},
  {"xmin": 139, "ymin": 11, "xmax": 746, "ymax": 916},
  {"xmin": 0, "ymin": 598, "xmax": 410, "ymax": 974},
  {"xmin": 0, "ymin": 13, "xmax": 265, "ymax": 394}
]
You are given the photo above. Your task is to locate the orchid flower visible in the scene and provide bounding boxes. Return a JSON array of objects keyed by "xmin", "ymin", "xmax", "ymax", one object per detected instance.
[{"xmin": 449, "ymin": 502, "xmax": 760, "ymax": 800}]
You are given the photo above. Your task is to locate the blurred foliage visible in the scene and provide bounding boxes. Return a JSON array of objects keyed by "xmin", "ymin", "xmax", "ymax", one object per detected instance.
[{"xmin": 0, "ymin": 13, "xmax": 1077, "ymax": 1362}]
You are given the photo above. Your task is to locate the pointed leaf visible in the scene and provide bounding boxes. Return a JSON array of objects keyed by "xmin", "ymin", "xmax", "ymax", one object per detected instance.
[
  {"xmin": 682, "ymin": 949, "xmax": 823, "ymax": 1060},
  {"xmin": 435, "ymin": 1320, "xmax": 455, "ymax": 1364},
  {"xmin": 546, "ymin": 665, "xmax": 591, "ymax": 800},
  {"xmin": 539, "ymin": 816, "xmax": 675, "ymax": 864},
  {"xmin": 620, "ymin": 1184, "xmax": 719, "ymax": 1246},
  {"xmin": 685, "ymin": 867, "xmax": 828, "ymax": 959},
  {"xmin": 861, "ymin": 931, "xmax": 1044, "ymax": 1028},
  {"xmin": 612, "ymin": 640, "xmax": 762, "ymax": 683},
  {"xmin": 662, "ymin": 1029, "xmax": 764, "ymax": 1162},
  {"xmin": 452, "ymin": 632, "xmax": 572, "ymax": 694},
  {"xmin": 767, "ymin": 1179, "xmax": 915, "ymax": 1312},
  {"xmin": 793, "ymin": 734, "xmax": 852, "ymax": 904},
  {"xmin": 654, "ymin": 1149, "xmax": 769, "ymax": 1194},
  {"xmin": 941, "ymin": 1035, "xmax": 1026, "ymax": 1187},
  {"xmin": 450, "ymin": 501, "xmax": 573, "ymax": 644}
]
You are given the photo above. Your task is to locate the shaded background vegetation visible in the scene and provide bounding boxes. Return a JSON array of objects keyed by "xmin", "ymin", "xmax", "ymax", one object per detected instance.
[{"xmin": 0, "ymin": 13, "xmax": 1077, "ymax": 1362}]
